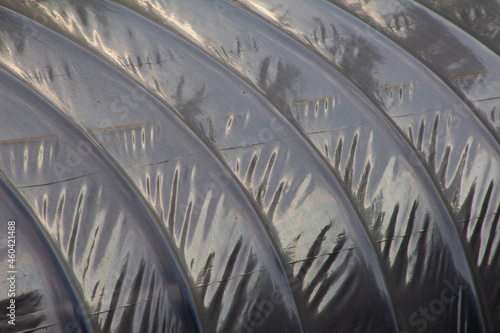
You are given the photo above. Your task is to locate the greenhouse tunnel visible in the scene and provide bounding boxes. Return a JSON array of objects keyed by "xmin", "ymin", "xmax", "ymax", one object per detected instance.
[{"xmin": 0, "ymin": 0, "xmax": 499, "ymax": 332}]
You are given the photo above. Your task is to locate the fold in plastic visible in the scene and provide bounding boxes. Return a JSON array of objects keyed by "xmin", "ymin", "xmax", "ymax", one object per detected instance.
[{"xmin": 0, "ymin": 1, "xmax": 499, "ymax": 332}]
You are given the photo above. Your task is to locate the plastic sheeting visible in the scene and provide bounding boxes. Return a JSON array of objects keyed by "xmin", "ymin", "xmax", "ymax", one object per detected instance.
[{"xmin": 0, "ymin": 1, "xmax": 499, "ymax": 332}]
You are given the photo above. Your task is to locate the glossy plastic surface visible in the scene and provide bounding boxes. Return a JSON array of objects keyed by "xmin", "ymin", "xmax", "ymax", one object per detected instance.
[{"xmin": 0, "ymin": 1, "xmax": 498, "ymax": 332}]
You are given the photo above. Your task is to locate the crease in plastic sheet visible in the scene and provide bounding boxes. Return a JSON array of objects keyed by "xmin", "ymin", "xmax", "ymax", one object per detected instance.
[
  {"xmin": 37, "ymin": 0, "xmax": 490, "ymax": 331},
  {"xmin": 0, "ymin": 1, "xmax": 499, "ymax": 332},
  {"xmin": 0, "ymin": 5, "xmax": 396, "ymax": 332}
]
